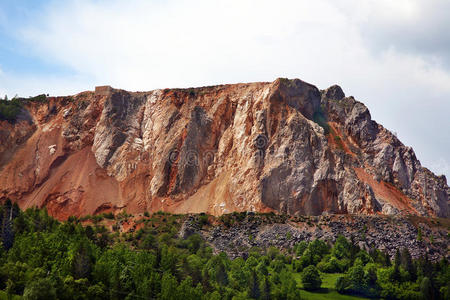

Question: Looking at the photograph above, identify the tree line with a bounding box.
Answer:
[0,201,448,299]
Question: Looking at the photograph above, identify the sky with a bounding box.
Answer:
[0,0,449,178]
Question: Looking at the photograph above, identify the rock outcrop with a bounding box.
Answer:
[0,78,448,219]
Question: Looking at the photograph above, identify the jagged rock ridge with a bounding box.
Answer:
[0,78,448,219]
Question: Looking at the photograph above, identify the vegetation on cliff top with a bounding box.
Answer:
[0,94,47,122]
[0,98,22,122]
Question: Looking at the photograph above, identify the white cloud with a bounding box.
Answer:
[2,0,449,178]
[357,0,450,67]
[16,0,370,90]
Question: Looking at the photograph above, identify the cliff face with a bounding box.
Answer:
[0,79,448,219]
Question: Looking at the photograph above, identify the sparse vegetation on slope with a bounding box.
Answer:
[0,98,22,122]
[0,94,47,122]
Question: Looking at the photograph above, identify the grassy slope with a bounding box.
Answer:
[293,272,368,300]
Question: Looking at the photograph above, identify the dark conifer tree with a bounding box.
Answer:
[392,249,402,282]
[401,248,416,281]
[248,269,260,299]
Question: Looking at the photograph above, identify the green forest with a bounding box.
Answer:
[0,200,448,300]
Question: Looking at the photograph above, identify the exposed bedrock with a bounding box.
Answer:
[0,78,448,219]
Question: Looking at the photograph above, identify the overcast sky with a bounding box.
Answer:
[0,0,449,178]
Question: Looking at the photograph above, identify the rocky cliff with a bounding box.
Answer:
[0,78,448,219]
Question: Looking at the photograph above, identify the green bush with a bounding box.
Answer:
[0,99,22,122]
[198,213,209,226]
[23,278,57,300]
[301,265,322,290]
[313,110,330,135]
[102,212,115,219]
[294,241,308,256]
[318,256,341,273]
[27,94,47,103]
[335,275,350,293]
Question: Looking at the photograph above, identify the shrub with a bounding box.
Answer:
[286,232,292,240]
[294,241,308,256]
[332,235,351,259]
[420,277,432,299]
[198,213,209,226]
[23,278,57,300]
[270,259,285,273]
[348,259,365,290]
[313,110,330,135]
[335,276,350,293]
[301,265,322,291]
[0,99,22,122]
[27,94,47,103]
[103,212,115,219]
[355,250,372,265]
[364,263,378,286]
[308,239,330,258]
[318,256,341,273]
[267,246,279,260]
